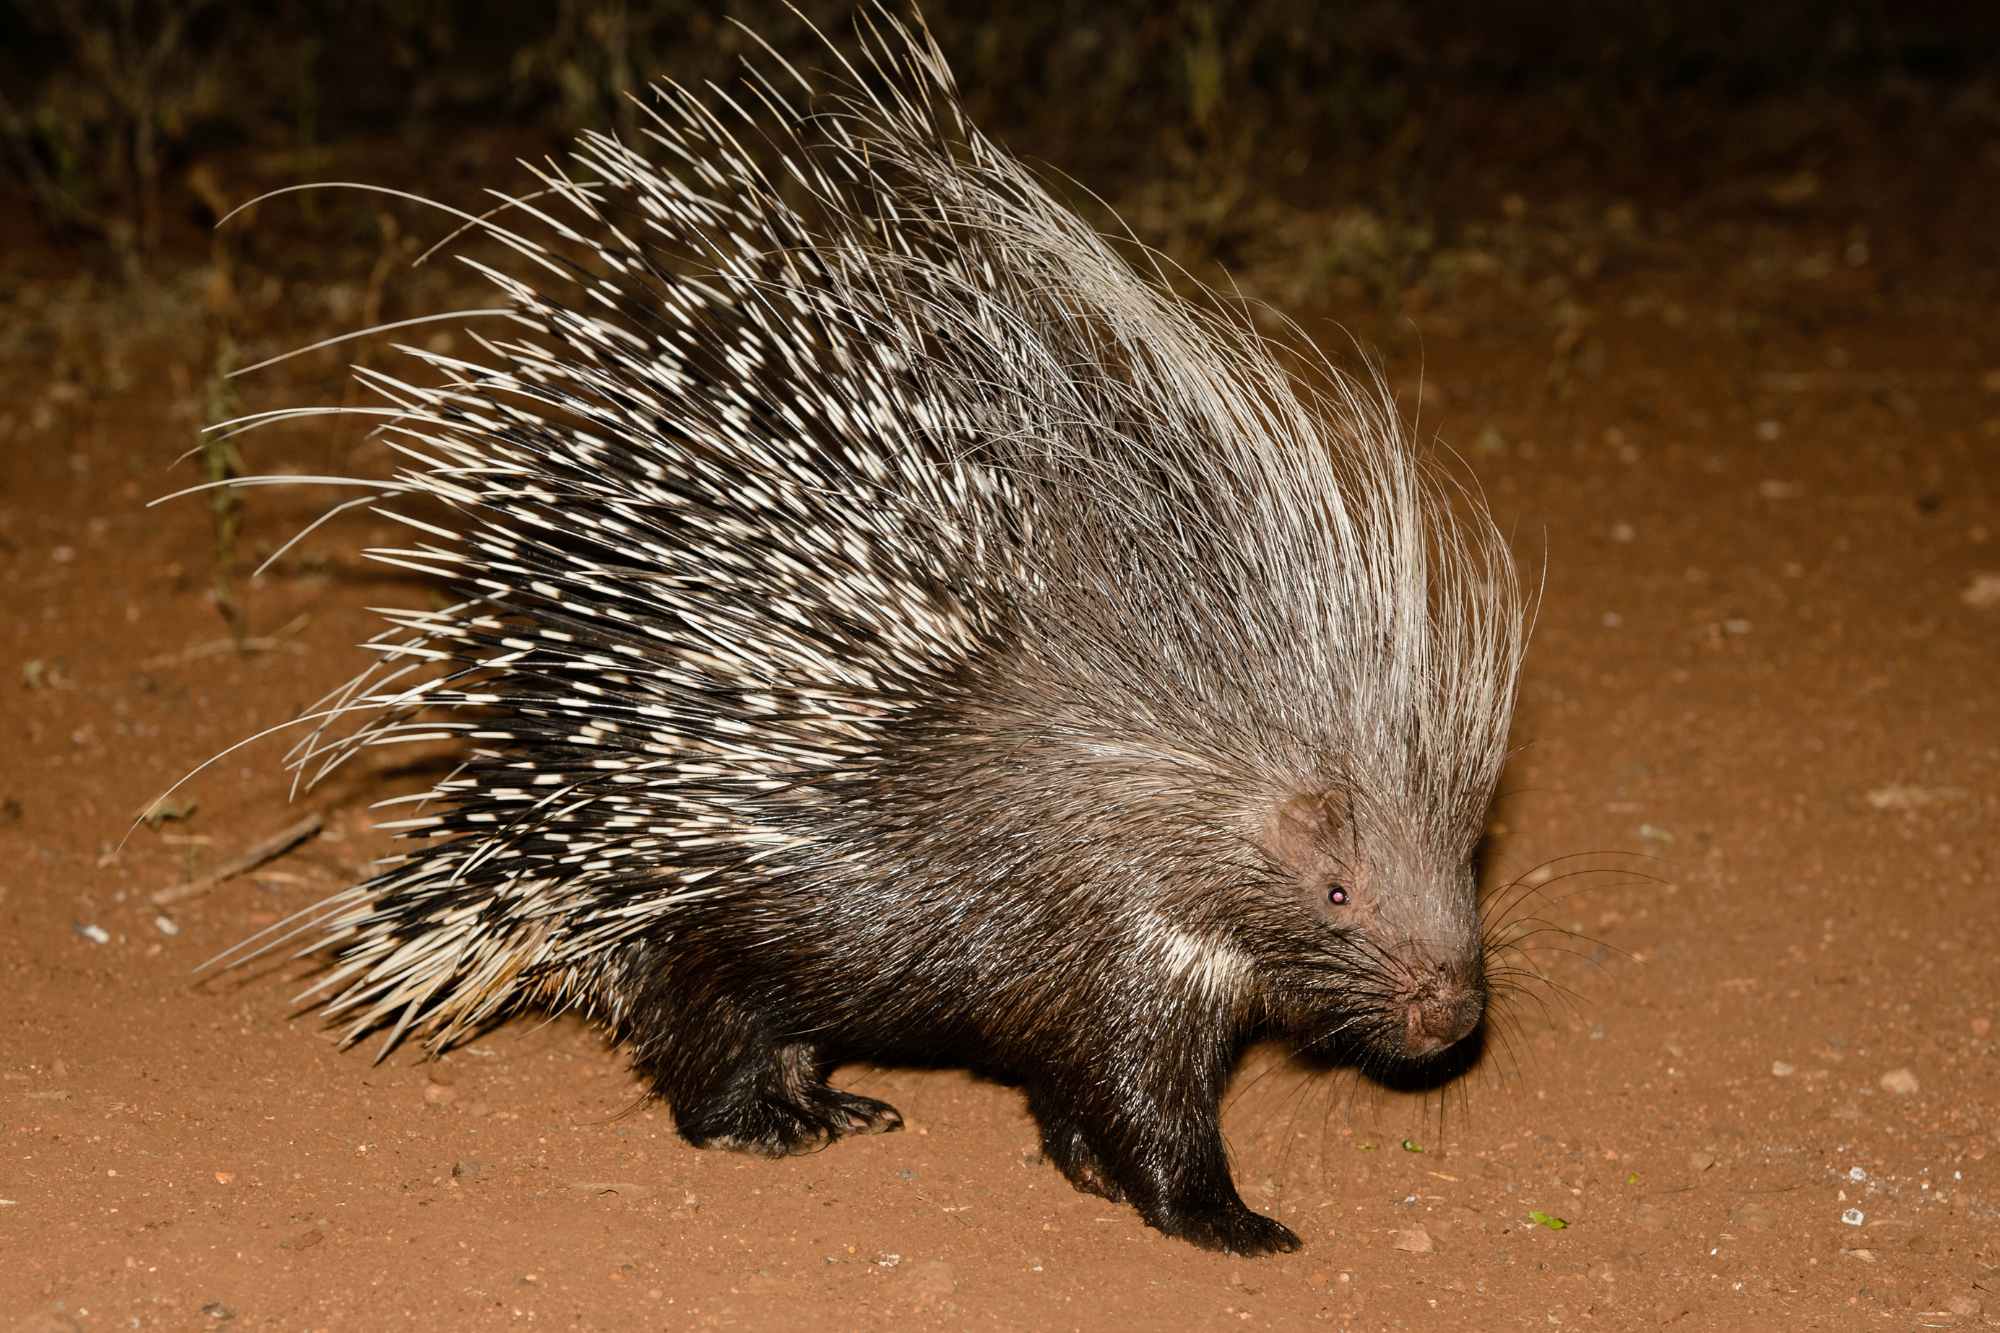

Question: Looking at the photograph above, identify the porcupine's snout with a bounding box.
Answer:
[1395,948,1487,1058]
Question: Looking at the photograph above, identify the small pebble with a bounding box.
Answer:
[154,916,179,936]
[891,1259,958,1307]
[1963,573,2000,609]
[1687,1151,1715,1172]
[1878,1068,1919,1095]
[1732,1203,1779,1232]
[1635,1203,1672,1232]
[1770,1061,1795,1077]
[1389,1226,1434,1254]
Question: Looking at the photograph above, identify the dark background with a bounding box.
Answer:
[4,1,1999,298]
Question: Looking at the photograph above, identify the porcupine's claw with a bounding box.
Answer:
[823,1090,905,1140]
[682,1090,903,1158]
[1165,1200,1304,1257]
[649,1021,906,1158]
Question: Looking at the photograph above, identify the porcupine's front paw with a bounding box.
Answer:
[1151,1198,1303,1256]
[1032,1085,1300,1255]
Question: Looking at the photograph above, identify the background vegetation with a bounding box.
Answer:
[3,0,1997,296]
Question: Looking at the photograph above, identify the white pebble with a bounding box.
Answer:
[1878,1067,1919,1095]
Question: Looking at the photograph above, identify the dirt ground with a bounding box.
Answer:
[3,120,1999,1333]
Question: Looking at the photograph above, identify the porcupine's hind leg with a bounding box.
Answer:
[627,990,902,1157]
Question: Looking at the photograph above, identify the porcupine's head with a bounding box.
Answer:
[1255,788,1489,1066]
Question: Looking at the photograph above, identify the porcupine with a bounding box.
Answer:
[216,13,1525,1255]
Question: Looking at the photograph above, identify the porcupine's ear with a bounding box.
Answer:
[1267,793,1367,914]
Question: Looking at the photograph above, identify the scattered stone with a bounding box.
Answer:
[1942,1295,1982,1317]
[891,1259,957,1308]
[9,1306,81,1333]
[1731,1203,1779,1232]
[452,1160,479,1178]
[1878,1068,1919,1095]
[1686,1151,1715,1172]
[1389,1226,1435,1253]
[1770,1061,1795,1077]
[213,1172,235,1185]
[422,1084,457,1105]
[1634,1203,1672,1232]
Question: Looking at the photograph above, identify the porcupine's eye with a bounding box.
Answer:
[1326,885,1349,906]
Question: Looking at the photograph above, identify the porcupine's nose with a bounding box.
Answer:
[1399,962,1486,1057]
